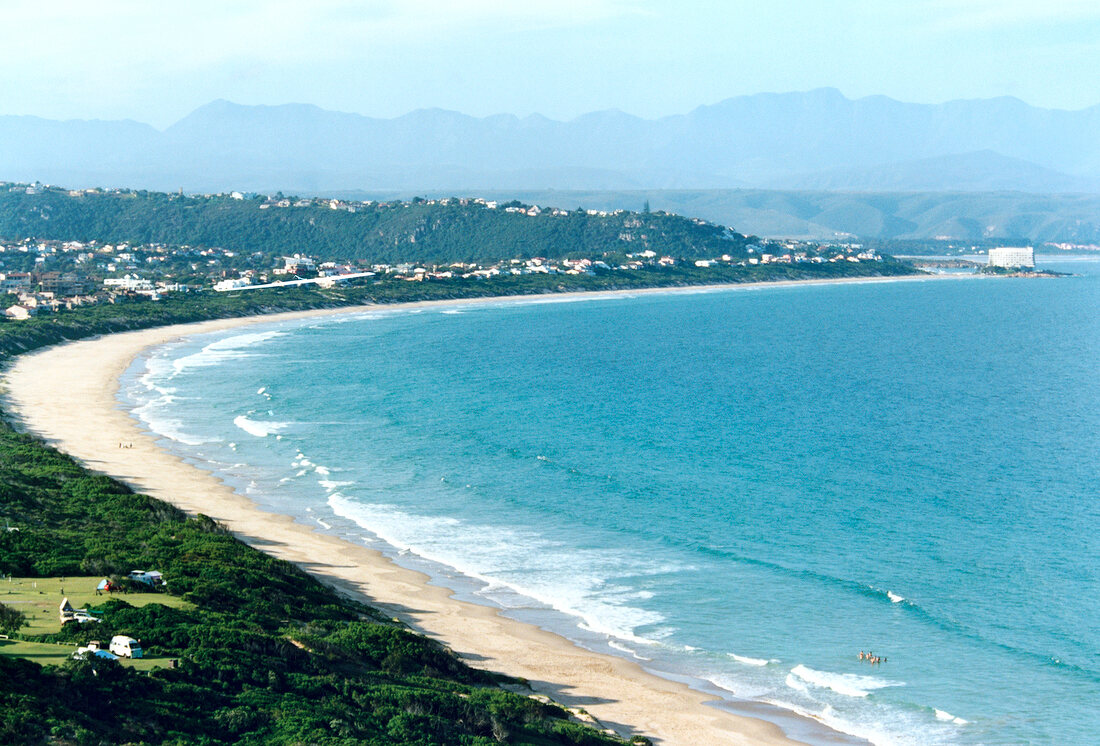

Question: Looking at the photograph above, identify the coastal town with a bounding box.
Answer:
[0,185,900,320]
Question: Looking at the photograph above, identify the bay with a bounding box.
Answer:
[124,264,1100,745]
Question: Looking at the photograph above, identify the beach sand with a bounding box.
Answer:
[1,278,955,744]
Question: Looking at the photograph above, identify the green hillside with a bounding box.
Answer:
[0,185,752,265]
[403,188,1100,245]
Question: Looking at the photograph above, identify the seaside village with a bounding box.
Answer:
[2,568,171,667]
[0,186,1058,319]
[0,187,899,319]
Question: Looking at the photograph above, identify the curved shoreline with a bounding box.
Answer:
[3,278,971,744]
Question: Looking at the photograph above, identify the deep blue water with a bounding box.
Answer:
[124,263,1099,745]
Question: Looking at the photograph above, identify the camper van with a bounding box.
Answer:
[108,635,143,659]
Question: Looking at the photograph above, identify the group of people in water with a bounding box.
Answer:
[858,651,887,665]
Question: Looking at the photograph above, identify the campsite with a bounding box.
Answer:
[0,575,188,670]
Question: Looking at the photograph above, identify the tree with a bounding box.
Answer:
[0,601,26,634]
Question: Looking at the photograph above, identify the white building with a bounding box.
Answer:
[4,305,36,320]
[213,278,252,291]
[277,254,316,275]
[104,274,154,291]
[988,246,1035,268]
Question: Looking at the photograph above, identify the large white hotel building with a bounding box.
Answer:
[988,246,1035,268]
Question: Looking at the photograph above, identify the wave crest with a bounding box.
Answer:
[789,664,902,698]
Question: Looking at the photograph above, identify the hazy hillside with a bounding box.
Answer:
[3,90,1100,195]
[368,189,1100,243]
[0,186,752,264]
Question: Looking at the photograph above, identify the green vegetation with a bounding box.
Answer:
[0,418,625,745]
[0,186,752,265]
[0,576,193,636]
[0,599,26,634]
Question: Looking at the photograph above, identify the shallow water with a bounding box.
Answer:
[124,264,1100,745]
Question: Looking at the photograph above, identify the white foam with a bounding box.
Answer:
[729,653,770,666]
[170,330,285,376]
[318,479,354,492]
[138,415,212,446]
[934,709,968,725]
[706,673,771,699]
[789,664,902,699]
[327,493,667,644]
[233,415,289,438]
[607,640,652,661]
[887,591,904,603]
[784,672,810,694]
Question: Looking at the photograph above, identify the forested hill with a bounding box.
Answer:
[0,185,751,264]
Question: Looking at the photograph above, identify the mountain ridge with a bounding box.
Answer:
[3,90,1100,241]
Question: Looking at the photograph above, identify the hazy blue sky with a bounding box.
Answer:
[4,0,1099,127]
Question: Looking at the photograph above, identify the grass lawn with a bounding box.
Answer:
[0,638,174,670]
[0,575,191,635]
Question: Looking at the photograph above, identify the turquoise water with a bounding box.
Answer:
[124,264,1100,745]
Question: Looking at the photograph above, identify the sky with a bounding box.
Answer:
[2,0,1099,128]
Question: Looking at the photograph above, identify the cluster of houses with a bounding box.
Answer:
[1,184,894,313]
[362,242,881,282]
[0,269,100,319]
[0,237,225,318]
[212,240,885,292]
[255,194,591,217]
[730,242,882,267]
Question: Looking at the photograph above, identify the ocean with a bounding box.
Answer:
[122,262,1099,745]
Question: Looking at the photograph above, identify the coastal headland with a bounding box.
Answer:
[3,276,973,745]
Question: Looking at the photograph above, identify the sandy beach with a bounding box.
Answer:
[1,277,963,744]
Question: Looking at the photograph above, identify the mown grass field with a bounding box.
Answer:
[1,575,191,635]
[0,638,175,670]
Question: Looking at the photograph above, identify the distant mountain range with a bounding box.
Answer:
[3,89,1100,239]
[4,89,1100,194]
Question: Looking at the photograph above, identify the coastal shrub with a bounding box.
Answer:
[0,600,26,633]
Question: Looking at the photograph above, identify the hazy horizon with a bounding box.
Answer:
[4,1,1100,128]
[9,86,1100,130]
